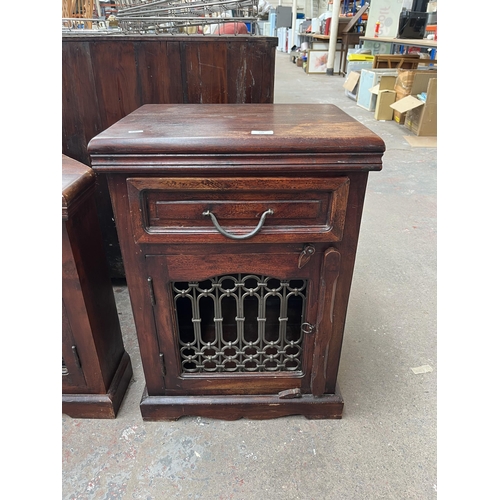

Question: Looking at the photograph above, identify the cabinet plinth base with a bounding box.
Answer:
[62,352,133,419]
[140,386,344,421]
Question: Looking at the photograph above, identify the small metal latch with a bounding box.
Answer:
[301,322,315,334]
[72,345,81,368]
[147,277,156,306]
[278,388,302,399]
[298,244,315,269]
[159,353,166,376]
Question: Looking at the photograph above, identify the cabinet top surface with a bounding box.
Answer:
[88,104,386,161]
[62,154,95,214]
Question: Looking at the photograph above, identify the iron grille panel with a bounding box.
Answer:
[172,274,307,374]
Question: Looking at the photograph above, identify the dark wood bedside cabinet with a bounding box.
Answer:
[62,154,133,418]
[88,104,385,421]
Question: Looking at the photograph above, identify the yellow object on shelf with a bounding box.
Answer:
[348,54,375,62]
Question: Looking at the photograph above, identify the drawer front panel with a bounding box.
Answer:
[127,177,349,244]
[150,196,324,224]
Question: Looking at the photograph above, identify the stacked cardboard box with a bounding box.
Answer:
[369,76,397,121]
[342,63,437,136]
[357,69,399,112]
[393,68,437,125]
[391,78,437,136]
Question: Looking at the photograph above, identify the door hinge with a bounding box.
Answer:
[159,353,166,376]
[147,277,156,306]
[71,345,81,368]
[278,388,302,399]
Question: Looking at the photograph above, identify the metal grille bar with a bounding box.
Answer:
[173,274,307,373]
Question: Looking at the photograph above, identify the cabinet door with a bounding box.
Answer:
[145,248,337,396]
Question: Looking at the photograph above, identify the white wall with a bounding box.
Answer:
[266,0,331,18]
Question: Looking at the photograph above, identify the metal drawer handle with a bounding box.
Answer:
[202,208,273,240]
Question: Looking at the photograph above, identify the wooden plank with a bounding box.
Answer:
[62,40,101,165]
[245,38,277,103]
[90,39,143,130]
[182,40,229,104]
[342,4,369,34]
[134,40,184,104]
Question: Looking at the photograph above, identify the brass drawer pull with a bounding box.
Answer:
[202,208,273,240]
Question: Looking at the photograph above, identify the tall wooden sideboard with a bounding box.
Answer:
[62,34,278,278]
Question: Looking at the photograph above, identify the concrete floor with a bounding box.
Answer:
[62,50,437,499]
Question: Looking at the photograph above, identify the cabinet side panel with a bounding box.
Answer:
[106,175,166,394]
[325,172,369,393]
[62,298,87,391]
[64,198,125,390]
[62,223,105,393]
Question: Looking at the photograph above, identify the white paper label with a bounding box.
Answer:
[251,130,274,135]
[410,365,433,374]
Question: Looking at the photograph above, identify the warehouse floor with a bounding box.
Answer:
[62,49,437,499]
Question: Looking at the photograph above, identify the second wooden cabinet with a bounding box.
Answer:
[62,154,133,418]
[89,103,385,420]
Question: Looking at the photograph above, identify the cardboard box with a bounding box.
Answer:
[394,68,437,96]
[343,71,361,100]
[357,69,398,112]
[393,68,437,124]
[375,90,397,121]
[390,78,437,136]
[369,79,397,120]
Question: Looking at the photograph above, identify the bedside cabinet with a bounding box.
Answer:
[88,104,385,420]
[62,154,133,418]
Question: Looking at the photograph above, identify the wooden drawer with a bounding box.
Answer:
[127,177,350,244]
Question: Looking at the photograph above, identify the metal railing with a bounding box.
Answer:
[63,0,261,35]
